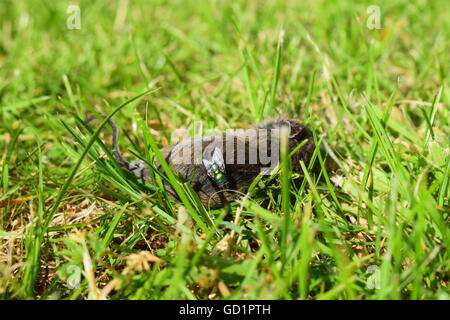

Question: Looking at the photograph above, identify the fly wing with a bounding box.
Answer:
[202,158,214,177]
[211,147,226,171]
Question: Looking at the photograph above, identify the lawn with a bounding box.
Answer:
[0,0,449,300]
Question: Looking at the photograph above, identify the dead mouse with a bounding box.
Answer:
[86,116,315,208]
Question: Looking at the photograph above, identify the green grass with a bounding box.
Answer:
[0,0,449,300]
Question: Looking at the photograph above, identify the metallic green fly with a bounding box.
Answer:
[202,147,230,189]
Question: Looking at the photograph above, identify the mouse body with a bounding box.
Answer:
[87,117,315,208]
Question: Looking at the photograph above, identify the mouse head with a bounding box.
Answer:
[258,119,315,173]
